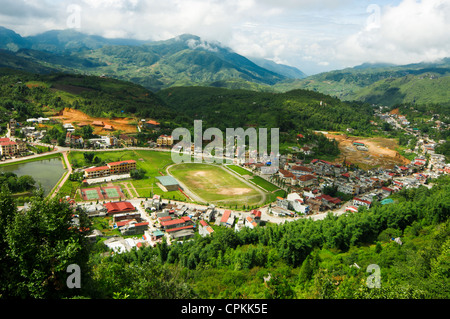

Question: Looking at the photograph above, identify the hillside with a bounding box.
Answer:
[0,69,176,125]
[76,34,288,90]
[351,74,450,106]
[156,86,375,133]
[275,59,450,106]
[0,28,304,91]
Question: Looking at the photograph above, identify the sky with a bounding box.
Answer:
[0,0,449,75]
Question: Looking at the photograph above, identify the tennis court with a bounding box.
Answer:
[84,189,101,200]
[80,186,125,201]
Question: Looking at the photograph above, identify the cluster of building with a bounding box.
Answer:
[247,152,435,217]
[78,190,265,254]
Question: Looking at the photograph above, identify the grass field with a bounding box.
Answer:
[168,163,264,207]
[227,165,280,192]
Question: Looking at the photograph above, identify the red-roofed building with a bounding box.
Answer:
[199,220,214,237]
[104,201,136,215]
[0,138,18,156]
[245,216,258,229]
[297,174,317,187]
[353,197,372,208]
[157,135,173,146]
[160,217,192,230]
[251,210,262,220]
[220,210,232,226]
[290,165,313,176]
[145,120,160,129]
[84,160,136,178]
[317,194,342,208]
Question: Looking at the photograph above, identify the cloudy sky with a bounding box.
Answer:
[1,0,449,74]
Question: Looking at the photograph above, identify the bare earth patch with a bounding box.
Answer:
[325,133,410,169]
[51,108,137,134]
[217,188,253,195]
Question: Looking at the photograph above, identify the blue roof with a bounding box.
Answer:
[381,198,394,205]
[156,175,179,186]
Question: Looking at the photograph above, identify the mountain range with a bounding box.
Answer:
[0,26,448,106]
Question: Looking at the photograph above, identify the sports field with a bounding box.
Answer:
[80,186,125,201]
[168,163,264,207]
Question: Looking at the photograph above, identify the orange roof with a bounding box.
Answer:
[0,141,17,146]
[221,210,231,223]
[85,165,109,172]
[146,120,160,125]
[108,160,136,166]
[104,201,135,214]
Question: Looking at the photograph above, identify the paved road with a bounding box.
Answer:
[50,151,72,198]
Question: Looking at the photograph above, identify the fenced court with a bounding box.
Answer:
[80,186,125,201]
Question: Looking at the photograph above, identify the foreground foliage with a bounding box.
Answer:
[1,176,449,299]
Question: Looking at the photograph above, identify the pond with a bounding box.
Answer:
[0,157,67,196]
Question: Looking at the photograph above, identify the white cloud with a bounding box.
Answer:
[0,0,448,74]
[336,0,450,66]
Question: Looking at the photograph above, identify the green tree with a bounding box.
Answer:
[3,195,92,298]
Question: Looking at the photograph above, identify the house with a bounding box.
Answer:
[278,169,294,179]
[251,210,262,223]
[269,206,292,217]
[0,138,18,157]
[381,187,394,196]
[92,121,104,127]
[103,124,114,131]
[219,210,235,227]
[157,135,173,146]
[318,194,342,208]
[297,174,317,187]
[83,203,107,217]
[167,227,195,240]
[199,220,214,237]
[290,165,313,177]
[145,119,160,129]
[276,197,289,210]
[119,134,137,147]
[120,221,149,236]
[104,201,136,215]
[245,216,258,229]
[65,132,84,146]
[160,216,192,230]
[291,200,310,214]
[353,197,372,208]
[113,212,141,223]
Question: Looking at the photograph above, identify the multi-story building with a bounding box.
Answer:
[0,138,19,157]
[157,135,173,147]
[108,160,137,175]
[84,160,137,179]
